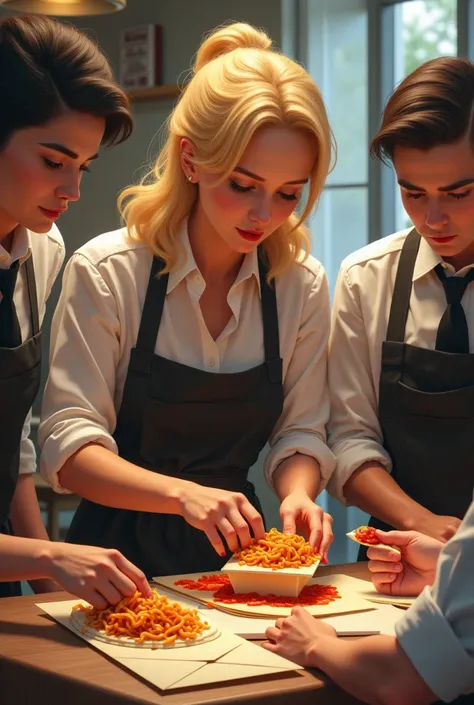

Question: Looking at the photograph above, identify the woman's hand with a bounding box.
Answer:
[46,543,152,609]
[176,482,265,555]
[279,488,333,561]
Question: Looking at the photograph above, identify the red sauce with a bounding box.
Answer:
[354,526,380,544]
[175,574,340,607]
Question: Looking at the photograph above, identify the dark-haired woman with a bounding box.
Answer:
[0,14,151,605]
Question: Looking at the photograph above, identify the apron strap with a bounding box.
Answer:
[258,250,281,372]
[24,254,40,336]
[386,228,421,343]
[135,249,281,369]
[135,256,167,352]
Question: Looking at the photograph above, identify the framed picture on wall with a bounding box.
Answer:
[120,24,163,90]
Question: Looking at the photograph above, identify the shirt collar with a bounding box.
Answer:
[412,230,474,280]
[0,226,32,270]
[167,220,262,296]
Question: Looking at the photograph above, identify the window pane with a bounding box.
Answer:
[387,0,457,234]
[394,0,457,80]
[307,0,368,185]
[310,186,368,293]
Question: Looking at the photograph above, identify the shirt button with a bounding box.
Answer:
[208,357,216,368]
[195,274,202,284]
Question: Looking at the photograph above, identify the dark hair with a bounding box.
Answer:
[0,14,133,149]
[371,57,474,164]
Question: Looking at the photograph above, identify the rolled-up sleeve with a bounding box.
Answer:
[326,266,391,503]
[395,501,474,702]
[19,410,36,475]
[38,254,120,493]
[264,264,335,492]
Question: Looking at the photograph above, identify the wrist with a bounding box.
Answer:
[399,507,432,532]
[306,634,336,669]
[35,540,62,580]
[167,478,194,515]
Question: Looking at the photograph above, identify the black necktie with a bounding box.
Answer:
[435,263,474,353]
[0,260,21,348]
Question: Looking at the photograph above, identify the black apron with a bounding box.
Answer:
[67,250,284,577]
[0,256,42,597]
[361,229,474,554]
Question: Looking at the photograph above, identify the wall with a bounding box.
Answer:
[0,0,285,530]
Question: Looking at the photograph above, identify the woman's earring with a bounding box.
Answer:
[187,175,193,183]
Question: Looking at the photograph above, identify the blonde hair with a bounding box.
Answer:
[119,22,334,280]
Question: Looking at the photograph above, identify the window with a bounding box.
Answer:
[302,0,369,293]
[391,0,458,230]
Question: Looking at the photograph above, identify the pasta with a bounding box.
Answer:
[72,589,210,645]
[234,528,320,570]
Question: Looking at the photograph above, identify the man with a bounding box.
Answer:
[327,56,474,546]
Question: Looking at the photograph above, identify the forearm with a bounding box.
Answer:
[0,534,59,582]
[58,443,191,515]
[272,453,321,501]
[10,474,50,541]
[344,463,430,530]
[309,635,436,705]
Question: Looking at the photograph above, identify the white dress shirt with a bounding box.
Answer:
[327,228,474,503]
[396,497,474,701]
[0,224,65,475]
[39,222,335,494]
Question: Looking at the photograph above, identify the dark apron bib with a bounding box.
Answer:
[67,249,284,577]
[0,256,42,597]
[359,229,474,558]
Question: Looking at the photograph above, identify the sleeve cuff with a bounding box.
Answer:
[40,427,118,494]
[19,437,37,475]
[326,439,392,504]
[264,432,335,492]
[396,587,474,702]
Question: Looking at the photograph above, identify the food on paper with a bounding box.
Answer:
[71,589,218,648]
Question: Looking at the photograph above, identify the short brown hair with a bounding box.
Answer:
[0,14,133,149]
[370,57,474,163]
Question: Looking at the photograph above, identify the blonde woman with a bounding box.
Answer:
[39,23,336,578]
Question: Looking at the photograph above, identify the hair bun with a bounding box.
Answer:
[193,22,272,73]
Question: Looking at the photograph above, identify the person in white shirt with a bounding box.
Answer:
[327,56,474,552]
[39,22,336,578]
[0,14,151,606]
[263,502,474,705]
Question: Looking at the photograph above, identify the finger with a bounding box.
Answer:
[275,618,285,630]
[280,508,297,536]
[262,640,279,653]
[238,498,265,540]
[374,529,413,547]
[217,517,240,554]
[368,560,402,574]
[306,507,323,553]
[318,513,334,557]
[442,525,457,541]
[113,551,152,597]
[92,580,123,607]
[225,508,252,549]
[372,573,398,593]
[204,525,227,557]
[366,546,401,562]
[265,626,281,642]
[83,588,108,610]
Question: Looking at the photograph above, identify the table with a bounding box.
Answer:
[0,563,370,705]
